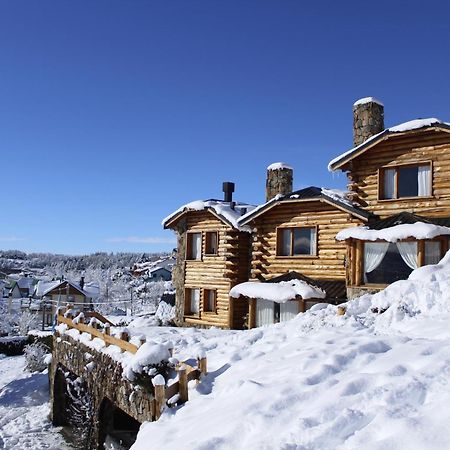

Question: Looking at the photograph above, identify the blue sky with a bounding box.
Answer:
[1,0,450,254]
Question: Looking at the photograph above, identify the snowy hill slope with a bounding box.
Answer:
[130,253,450,450]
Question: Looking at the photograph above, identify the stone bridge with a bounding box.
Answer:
[49,314,206,450]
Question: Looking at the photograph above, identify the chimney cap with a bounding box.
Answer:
[353,97,384,108]
[267,162,293,171]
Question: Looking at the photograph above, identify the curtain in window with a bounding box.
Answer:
[396,241,418,270]
[190,289,200,314]
[364,242,390,277]
[384,168,395,199]
[310,228,317,255]
[192,233,202,260]
[424,241,441,265]
[280,301,299,322]
[256,298,274,327]
[418,165,431,196]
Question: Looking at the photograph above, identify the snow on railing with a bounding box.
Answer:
[56,305,207,418]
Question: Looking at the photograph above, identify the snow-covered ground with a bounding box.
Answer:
[0,355,73,449]
[128,253,450,450]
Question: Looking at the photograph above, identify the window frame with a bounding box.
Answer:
[184,287,201,316]
[378,161,433,201]
[359,236,447,287]
[203,288,217,314]
[276,226,318,258]
[204,231,219,256]
[185,232,203,261]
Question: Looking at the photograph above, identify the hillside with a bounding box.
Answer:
[128,252,450,450]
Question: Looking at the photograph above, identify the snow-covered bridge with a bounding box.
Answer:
[50,311,206,449]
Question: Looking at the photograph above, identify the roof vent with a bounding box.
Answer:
[223,182,235,203]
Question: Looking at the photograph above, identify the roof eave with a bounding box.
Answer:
[330,124,450,172]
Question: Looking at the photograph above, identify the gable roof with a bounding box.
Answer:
[328,118,450,172]
[238,186,372,226]
[162,199,256,232]
[34,279,96,298]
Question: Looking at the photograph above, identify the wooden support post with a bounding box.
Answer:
[248,298,256,329]
[355,240,363,286]
[103,324,110,347]
[154,384,166,420]
[198,357,207,376]
[178,367,188,404]
[119,331,130,353]
[418,240,425,267]
[299,299,306,313]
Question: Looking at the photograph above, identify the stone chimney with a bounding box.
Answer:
[266,162,293,201]
[353,97,384,147]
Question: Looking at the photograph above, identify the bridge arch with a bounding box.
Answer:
[98,397,141,450]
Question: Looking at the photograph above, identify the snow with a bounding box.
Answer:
[129,251,450,450]
[267,162,293,171]
[0,356,72,449]
[122,341,172,381]
[152,374,165,386]
[321,187,355,207]
[388,117,443,132]
[328,117,446,171]
[336,221,450,242]
[230,279,326,302]
[162,200,256,232]
[353,96,384,107]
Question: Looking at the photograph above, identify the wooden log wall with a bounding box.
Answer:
[343,130,450,217]
[250,202,364,281]
[182,211,251,329]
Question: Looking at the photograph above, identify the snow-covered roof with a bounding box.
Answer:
[328,118,450,171]
[267,162,293,171]
[230,279,326,303]
[34,279,100,299]
[353,97,384,107]
[162,200,256,232]
[336,222,450,242]
[238,186,371,225]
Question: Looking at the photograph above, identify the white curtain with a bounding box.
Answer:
[418,165,431,196]
[256,298,274,327]
[192,233,202,260]
[424,241,441,265]
[364,242,389,275]
[396,241,418,269]
[190,289,200,314]
[310,228,317,255]
[384,168,395,199]
[280,301,299,322]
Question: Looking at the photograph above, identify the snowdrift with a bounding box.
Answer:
[130,252,450,450]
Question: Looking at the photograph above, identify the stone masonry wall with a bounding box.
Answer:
[50,333,154,450]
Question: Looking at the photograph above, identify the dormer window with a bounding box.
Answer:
[380,163,431,200]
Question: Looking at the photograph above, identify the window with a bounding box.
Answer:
[380,164,431,199]
[424,241,441,265]
[185,288,200,315]
[205,232,218,255]
[203,289,217,313]
[363,239,443,285]
[186,232,202,260]
[277,227,317,256]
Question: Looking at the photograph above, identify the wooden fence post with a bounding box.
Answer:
[178,367,188,404]
[152,374,166,420]
[198,357,207,376]
[103,323,110,347]
[119,330,130,353]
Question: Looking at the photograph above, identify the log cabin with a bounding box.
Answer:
[328,97,450,298]
[162,182,255,329]
[231,164,372,327]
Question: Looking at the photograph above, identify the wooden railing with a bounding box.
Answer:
[56,309,207,419]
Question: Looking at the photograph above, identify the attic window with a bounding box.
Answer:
[380,163,431,200]
[205,232,218,255]
[277,227,317,257]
